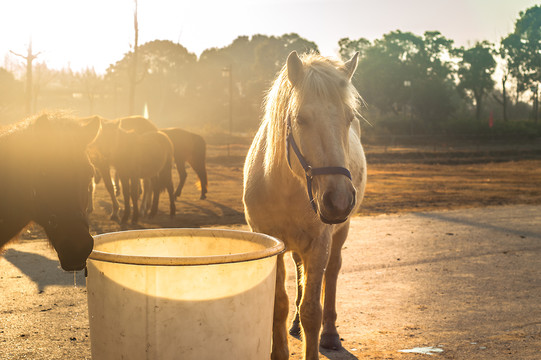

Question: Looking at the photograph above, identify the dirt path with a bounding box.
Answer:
[1,205,540,359]
[2,155,541,359]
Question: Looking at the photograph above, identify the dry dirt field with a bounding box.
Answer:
[1,144,541,359]
[81,144,541,235]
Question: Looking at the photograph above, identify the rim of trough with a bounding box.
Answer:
[89,228,285,266]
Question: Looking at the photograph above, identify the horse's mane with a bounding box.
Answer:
[0,111,77,141]
[262,52,362,169]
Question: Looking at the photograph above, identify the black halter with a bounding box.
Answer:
[285,116,353,220]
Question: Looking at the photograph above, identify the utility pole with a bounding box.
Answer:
[10,39,40,115]
[128,0,139,115]
[222,65,233,157]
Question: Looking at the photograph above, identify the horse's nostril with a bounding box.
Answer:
[323,189,356,214]
[323,191,335,210]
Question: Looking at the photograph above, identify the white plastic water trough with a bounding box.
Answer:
[86,228,284,360]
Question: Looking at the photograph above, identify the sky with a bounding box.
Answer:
[0,0,538,75]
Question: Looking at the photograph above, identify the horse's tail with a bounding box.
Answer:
[157,132,175,193]
[192,134,208,195]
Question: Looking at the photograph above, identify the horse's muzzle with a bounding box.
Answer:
[318,187,356,224]
[51,232,94,272]
[60,259,88,272]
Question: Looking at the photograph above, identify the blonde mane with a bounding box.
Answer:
[261,53,362,170]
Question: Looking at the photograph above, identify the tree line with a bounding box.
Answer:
[1,5,539,141]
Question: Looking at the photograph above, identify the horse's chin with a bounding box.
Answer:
[318,213,349,225]
[59,260,87,272]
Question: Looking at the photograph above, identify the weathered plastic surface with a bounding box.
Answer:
[86,228,284,360]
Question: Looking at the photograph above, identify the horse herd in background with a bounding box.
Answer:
[0,111,208,259]
[84,114,208,225]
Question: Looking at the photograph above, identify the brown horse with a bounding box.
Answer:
[86,115,167,222]
[112,127,176,224]
[0,112,101,271]
[86,116,119,218]
[160,127,208,200]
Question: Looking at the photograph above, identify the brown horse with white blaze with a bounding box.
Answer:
[243,52,366,359]
[0,112,101,271]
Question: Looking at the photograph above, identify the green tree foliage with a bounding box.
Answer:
[2,5,539,135]
[514,6,541,89]
[509,5,541,122]
[185,33,318,129]
[457,41,496,121]
[338,37,371,61]
[342,30,458,129]
[105,40,197,125]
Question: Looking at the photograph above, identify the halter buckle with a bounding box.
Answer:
[305,165,313,179]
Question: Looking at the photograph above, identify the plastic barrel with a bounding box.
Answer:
[86,228,284,360]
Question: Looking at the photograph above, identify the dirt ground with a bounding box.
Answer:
[1,146,541,359]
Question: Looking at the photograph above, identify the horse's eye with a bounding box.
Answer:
[296,116,308,126]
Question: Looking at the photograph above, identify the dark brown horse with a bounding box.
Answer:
[161,128,208,200]
[0,112,101,271]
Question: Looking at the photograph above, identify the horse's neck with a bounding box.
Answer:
[263,120,302,190]
[0,135,34,246]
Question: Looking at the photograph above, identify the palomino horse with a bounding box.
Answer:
[0,112,101,271]
[161,127,208,200]
[243,51,366,360]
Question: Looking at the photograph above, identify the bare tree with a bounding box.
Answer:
[10,39,40,115]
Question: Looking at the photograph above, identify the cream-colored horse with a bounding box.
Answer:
[243,51,366,360]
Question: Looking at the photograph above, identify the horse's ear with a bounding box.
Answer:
[80,116,101,145]
[34,114,50,129]
[341,52,359,80]
[287,51,304,88]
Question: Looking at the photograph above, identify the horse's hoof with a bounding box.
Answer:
[288,321,301,338]
[199,194,207,200]
[320,333,342,350]
[110,214,119,222]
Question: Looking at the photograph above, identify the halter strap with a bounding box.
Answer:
[285,116,352,219]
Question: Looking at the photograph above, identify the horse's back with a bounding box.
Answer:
[138,131,173,177]
[161,127,206,162]
[118,116,158,133]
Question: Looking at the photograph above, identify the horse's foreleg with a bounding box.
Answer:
[130,178,140,224]
[165,174,176,217]
[86,178,95,215]
[140,178,151,217]
[190,160,208,200]
[289,252,303,338]
[114,170,121,196]
[149,177,160,218]
[320,224,349,350]
[120,176,131,224]
[271,253,289,360]
[300,246,328,360]
[174,161,187,199]
[101,167,120,221]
